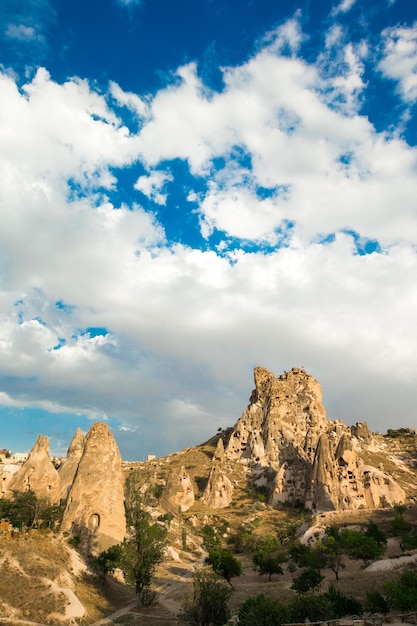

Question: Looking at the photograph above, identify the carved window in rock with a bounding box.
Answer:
[89,513,100,529]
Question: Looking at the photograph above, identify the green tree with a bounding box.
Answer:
[339,528,384,565]
[181,567,231,626]
[291,567,324,594]
[290,541,326,570]
[227,524,255,554]
[0,491,37,528]
[239,594,289,626]
[91,544,122,585]
[205,547,242,589]
[119,507,167,604]
[315,531,345,580]
[326,584,363,616]
[365,522,387,546]
[289,593,334,622]
[202,525,221,551]
[384,570,417,611]
[390,516,411,536]
[252,536,285,581]
[366,590,389,615]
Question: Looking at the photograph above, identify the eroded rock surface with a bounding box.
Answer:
[159,466,195,514]
[201,466,233,509]
[7,435,61,503]
[60,422,126,554]
[58,428,85,501]
[227,367,405,512]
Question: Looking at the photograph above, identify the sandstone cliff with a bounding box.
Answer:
[227,367,405,512]
[60,422,126,554]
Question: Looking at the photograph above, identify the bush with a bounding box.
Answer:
[326,584,363,617]
[390,516,411,536]
[384,569,417,611]
[181,567,231,626]
[366,590,389,615]
[289,593,335,622]
[205,547,242,588]
[291,567,324,594]
[239,594,289,626]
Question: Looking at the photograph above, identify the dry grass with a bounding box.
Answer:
[0,531,135,625]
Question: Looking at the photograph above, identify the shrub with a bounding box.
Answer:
[366,590,389,615]
[238,594,289,626]
[291,567,324,594]
[205,548,242,588]
[181,567,231,626]
[289,593,335,622]
[326,584,363,617]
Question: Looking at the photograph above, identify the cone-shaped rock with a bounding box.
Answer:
[159,466,195,514]
[213,437,225,462]
[60,422,126,555]
[58,428,85,500]
[201,466,233,509]
[307,434,336,512]
[7,434,60,503]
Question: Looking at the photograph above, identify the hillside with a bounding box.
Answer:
[2,367,417,624]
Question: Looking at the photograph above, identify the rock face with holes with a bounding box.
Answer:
[159,466,195,514]
[6,435,61,503]
[226,366,405,512]
[58,428,85,501]
[60,422,126,554]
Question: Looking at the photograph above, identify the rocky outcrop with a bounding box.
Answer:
[6,435,61,503]
[228,367,405,512]
[213,437,225,462]
[58,428,85,501]
[201,466,233,509]
[60,422,126,555]
[227,367,328,466]
[159,466,195,514]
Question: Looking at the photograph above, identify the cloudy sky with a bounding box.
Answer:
[1,0,416,461]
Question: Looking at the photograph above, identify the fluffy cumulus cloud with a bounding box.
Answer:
[1,13,417,458]
[379,23,417,102]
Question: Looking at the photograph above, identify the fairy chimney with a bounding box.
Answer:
[7,435,60,503]
[60,422,126,554]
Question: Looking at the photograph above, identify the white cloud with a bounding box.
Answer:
[379,23,417,103]
[134,170,173,205]
[2,17,417,458]
[5,24,38,41]
[332,0,357,15]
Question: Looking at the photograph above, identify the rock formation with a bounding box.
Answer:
[201,466,233,509]
[6,435,61,503]
[159,466,195,514]
[228,366,405,512]
[213,437,225,462]
[58,428,85,501]
[60,422,126,554]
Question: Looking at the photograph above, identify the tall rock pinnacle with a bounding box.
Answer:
[60,422,126,554]
[7,434,60,503]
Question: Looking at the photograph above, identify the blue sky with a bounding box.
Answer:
[1,0,417,461]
